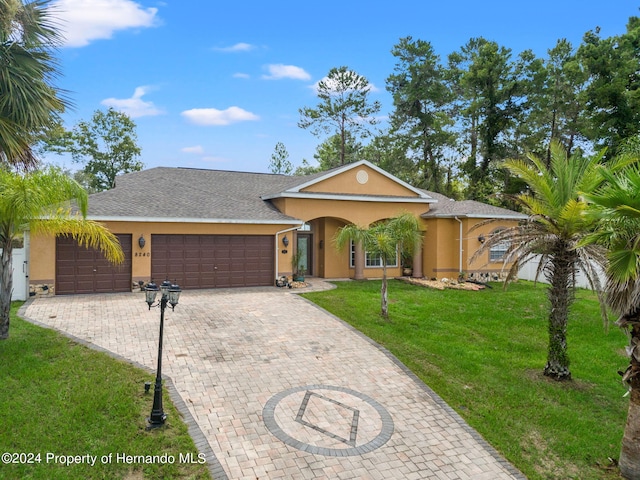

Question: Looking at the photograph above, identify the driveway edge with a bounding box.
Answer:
[17,299,227,480]
[296,294,528,480]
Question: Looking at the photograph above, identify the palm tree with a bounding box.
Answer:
[0,167,124,339]
[473,141,637,380]
[0,0,69,168]
[582,165,640,479]
[335,212,422,319]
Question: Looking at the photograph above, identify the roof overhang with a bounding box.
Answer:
[422,213,529,220]
[261,191,436,203]
[88,216,304,225]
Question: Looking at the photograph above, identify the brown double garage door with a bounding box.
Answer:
[56,234,275,294]
[151,234,274,289]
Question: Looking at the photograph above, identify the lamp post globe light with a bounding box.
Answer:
[145,278,181,429]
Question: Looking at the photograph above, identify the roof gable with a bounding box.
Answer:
[261,160,435,204]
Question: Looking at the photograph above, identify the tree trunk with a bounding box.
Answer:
[547,108,557,168]
[0,240,14,340]
[544,243,574,380]
[381,264,388,319]
[620,323,640,479]
[340,114,346,166]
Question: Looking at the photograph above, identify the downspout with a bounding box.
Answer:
[454,217,463,274]
[275,225,303,282]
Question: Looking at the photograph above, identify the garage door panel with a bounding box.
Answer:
[76,250,96,261]
[76,265,99,276]
[214,249,231,259]
[56,265,76,276]
[151,234,273,289]
[168,260,186,270]
[56,234,132,295]
[185,236,200,245]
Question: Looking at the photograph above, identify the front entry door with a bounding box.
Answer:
[297,234,312,276]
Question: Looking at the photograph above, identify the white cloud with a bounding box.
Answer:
[262,64,311,81]
[51,0,159,47]
[181,145,204,154]
[213,42,255,53]
[181,107,260,126]
[233,72,250,79]
[101,86,164,118]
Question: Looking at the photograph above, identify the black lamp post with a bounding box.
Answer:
[145,279,181,429]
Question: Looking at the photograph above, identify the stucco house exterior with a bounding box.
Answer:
[28,160,527,295]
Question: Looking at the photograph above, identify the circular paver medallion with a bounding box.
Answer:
[263,385,394,456]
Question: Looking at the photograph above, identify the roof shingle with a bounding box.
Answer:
[88,167,303,223]
[420,189,527,219]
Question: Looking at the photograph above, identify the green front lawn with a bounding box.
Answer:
[0,303,211,480]
[303,280,628,480]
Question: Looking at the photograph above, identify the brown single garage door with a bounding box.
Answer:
[151,234,274,289]
[56,234,132,295]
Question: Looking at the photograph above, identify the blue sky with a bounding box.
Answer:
[46,0,639,174]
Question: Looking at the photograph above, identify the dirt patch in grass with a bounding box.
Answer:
[522,430,584,479]
[524,368,595,391]
[123,470,145,480]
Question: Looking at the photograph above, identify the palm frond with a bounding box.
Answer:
[0,0,70,167]
[31,216,124,264]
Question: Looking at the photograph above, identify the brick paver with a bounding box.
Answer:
[22,281,526,480]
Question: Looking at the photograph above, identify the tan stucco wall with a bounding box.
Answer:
[30,220,296,289]
[465,219,520,274]
[300,217,408,280]
[30,214,521,289]
[322,217,351,278]
[277,164,430,280]
[272,197,430,227]
[422,218,458,278]
[30,233,56,284]
[301,164,420,197]
[422,217,520,279]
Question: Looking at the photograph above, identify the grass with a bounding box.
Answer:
[302,279,629,480]
[0,302,211,480]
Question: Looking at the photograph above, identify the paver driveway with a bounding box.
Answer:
[23,283,525,480]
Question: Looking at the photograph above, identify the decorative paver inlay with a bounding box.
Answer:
[263,384,394,456]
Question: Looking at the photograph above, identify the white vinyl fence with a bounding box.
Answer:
[0,234,29,301]
[10,247,28,300]
[518,255,606,290]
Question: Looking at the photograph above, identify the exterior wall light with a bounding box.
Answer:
[138,235,146,249]
[282,235,289,247]
[478,234,486,244]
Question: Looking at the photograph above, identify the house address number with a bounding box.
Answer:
[135,252,151,257]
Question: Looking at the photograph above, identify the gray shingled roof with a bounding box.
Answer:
[420,189,527,219]
[86,166,526,222]
[87,167,304,223]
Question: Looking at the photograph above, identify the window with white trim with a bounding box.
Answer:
[489,229,509,262]
[350,241,398,268]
